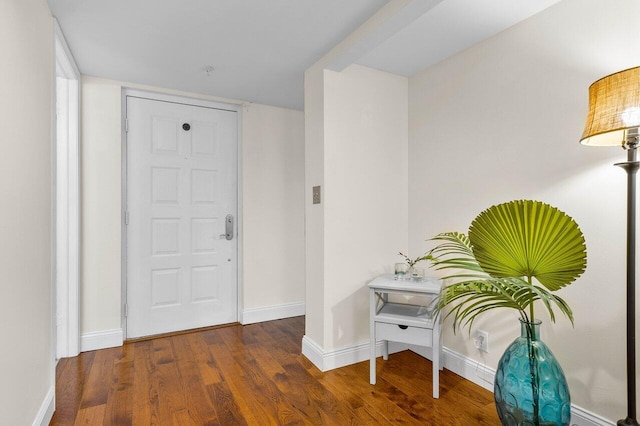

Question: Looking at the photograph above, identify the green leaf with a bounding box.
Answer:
[433,277,574,333]
[426,232,489,279]
[468,200,587,291]
[426,200,585,331]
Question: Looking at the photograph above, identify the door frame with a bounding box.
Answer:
[53,19,81,359]
[121,89,244,338]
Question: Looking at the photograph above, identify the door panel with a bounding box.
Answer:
[126,96,237,338]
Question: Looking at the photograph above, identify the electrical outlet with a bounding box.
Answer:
[475,330,489,353]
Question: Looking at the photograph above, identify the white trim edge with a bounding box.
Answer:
[441,347,494,392]
[301,335,408,372]
[80,329,124,352]
[32,385,54,426]
[569,405,615,426]
[53,19,80,77]
[242,302,305,325]
[53,17,81,360]
[301,335,324,370]
[301,339,613,425]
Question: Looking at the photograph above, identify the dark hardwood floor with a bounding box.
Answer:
[50,316,500,425]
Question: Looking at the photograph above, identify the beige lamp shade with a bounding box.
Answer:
[580,66,640,146]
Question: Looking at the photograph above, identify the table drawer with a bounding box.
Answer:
[375,321,433,347]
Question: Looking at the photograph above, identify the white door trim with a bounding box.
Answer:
[121,88,244,338]
[53,18,81,359]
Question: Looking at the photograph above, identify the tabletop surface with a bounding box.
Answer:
[368,273,443,294]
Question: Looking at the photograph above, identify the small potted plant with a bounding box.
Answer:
[397,251,429,279]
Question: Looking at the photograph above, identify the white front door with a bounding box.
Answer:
[126,95,238,339]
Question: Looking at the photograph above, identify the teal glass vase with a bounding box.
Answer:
[494,320,571,426]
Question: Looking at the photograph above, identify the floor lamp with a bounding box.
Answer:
[580,66,640,426]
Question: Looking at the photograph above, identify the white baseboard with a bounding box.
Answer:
[301,335,408,372]
[569,405,615,426]
[301,338,613,426]
[301,335,325,370]
[80,328,123,352]
[441,347,495,392]
[80,305,306,351]
[32,385,54,426]
[241,301,305,325]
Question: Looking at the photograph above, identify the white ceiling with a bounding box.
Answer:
[48,0,560,110]
[357,0,561,77]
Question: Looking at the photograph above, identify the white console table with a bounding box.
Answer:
[368,273,443,398]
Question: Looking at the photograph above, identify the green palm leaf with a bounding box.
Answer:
[468,200,587,291]
[426,200,585,329]
[427,232,490,279]
[434,277,574,333]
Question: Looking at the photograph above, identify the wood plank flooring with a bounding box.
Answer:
[51,316,500,425]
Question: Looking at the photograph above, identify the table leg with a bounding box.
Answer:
[381,294,389,361]
[370,288,376,385]
[432,321,441,398]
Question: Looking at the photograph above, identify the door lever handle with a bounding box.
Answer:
[220,214,233,240]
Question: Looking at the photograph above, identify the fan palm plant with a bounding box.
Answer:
[427,200,587,426]
[428,200,586,329]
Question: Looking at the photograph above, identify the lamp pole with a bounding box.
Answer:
[580,67,640,425]
[616,132,640,426]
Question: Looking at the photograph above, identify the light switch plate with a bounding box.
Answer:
[312,186,321,204]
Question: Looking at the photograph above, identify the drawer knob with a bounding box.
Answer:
[398,325,408,330]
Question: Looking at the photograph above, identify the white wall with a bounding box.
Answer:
[408,0,640,421]
[304,64,408,353]
[81,76,305,340]
[81,78,122,334]
[323,65,408,349]
[0,0,54,424]
[241,103,305,312]
[304,66,326,345]
[303,0,418,352]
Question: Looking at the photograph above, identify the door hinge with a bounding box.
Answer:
[125,211,129,225]
[125,118,129,133]
[124,304,128,317]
